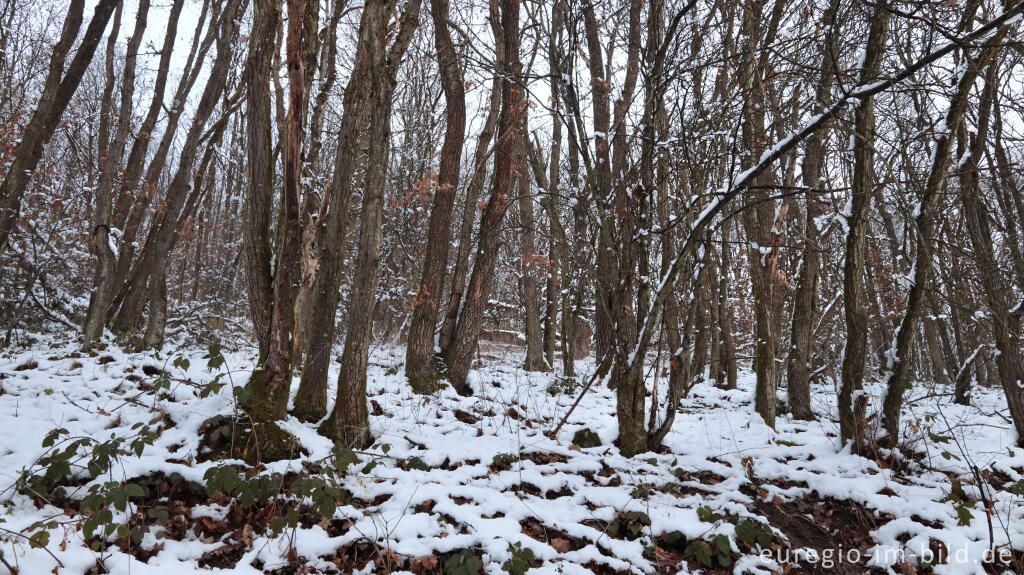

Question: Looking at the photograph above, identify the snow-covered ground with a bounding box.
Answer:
[0,335,1022,574]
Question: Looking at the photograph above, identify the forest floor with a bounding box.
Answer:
[0,334,1022,575]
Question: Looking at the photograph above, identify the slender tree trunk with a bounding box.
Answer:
[954,55,1024,445]
[321,0,419,445]
[292,3,378,422]
[719,223,738,390]
[839,0,890,449]
[291,0,345,363]
[881,26,1004,445]
[242,0,279,361]
[405,0,466,392]
[438,6,504,355]
[84,0,150,347]
[445,0,523,394]
[785,0,839,420]
[518,114,545,372]
[737,0,782,429]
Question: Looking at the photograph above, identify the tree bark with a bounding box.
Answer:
[518,113,545,372]
[785,0,839,421]
[405,0,467,393]
[881,23,1005,446]
[839,0,890,449]
[242,0,279,361]
[291,2,379,422]
[445,0,523,394]
[438,4,504,355]
[321,0,419,445]
[83,0,150,347]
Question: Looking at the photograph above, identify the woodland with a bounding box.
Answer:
[1,0,1024,573]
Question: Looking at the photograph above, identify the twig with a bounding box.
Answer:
[0,526,64,568]
[547,355,612,440]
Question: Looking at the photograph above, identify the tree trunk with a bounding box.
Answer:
[242,0,279,361]
[839,0,890,449]
[84,0,150,347]
[955,57,1024,445]
[737,0,782,429]
[405,0,466,393]
[445,0,522,394]
[518,114,545,372]
[321,0,419,445]
[881,26,1004,446]
[438,5,504,355]
[292,3,379,422]
[785,0,839,421]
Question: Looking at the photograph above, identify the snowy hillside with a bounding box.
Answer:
[1,336,1021,574]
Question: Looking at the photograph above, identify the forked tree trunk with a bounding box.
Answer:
[881,24,1005,446]
[445,0,523,394]
[84,0,150,346]
[953,57,1024,445]
[291,0,346,363]
[291,4,378,422]
[406,0,466,393]
[438,63,502,354]
[321,0,419,446]
[237,0,308,465]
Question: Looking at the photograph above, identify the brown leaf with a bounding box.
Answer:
[551,538,571,553]
[411,554,439,574]
[654,546,683,565]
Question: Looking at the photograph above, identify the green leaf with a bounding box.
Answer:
[735,519,771,547]
[42,427,69,448]
[684,540,713,567]
[28,531,49,549]
[332,446,359,472]
[697,505,723,523]
[147,506,170,521]
[501,542,534,575]
[123,483,148,498]
[444,548,483,575]
[955,503,974,526]
[1009,480,1024,497]
[408,457,431,471]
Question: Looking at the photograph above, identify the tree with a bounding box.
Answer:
[405,0,467,393]
[0,0,119,252]
[319,0,420,446]
[839,0,891,450]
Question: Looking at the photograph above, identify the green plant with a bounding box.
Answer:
[607,511,651,540]
[546,377,578,396]
[684,534,733,568]
[697,505,723,523]
[491,453,520,471]
[734,518,772,548]
[445,548,483,575]
[13,417,163,551]
[501,541,534,575]
[572,428,601,448]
